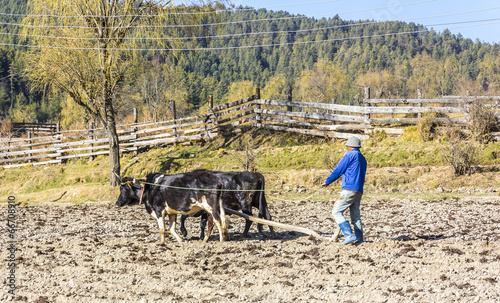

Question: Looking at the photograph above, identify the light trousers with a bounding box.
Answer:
[332,189,363,231]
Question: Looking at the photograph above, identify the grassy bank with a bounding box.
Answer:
[1,127,499,204]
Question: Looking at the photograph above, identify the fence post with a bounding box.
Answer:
[284,88,293,127]
[89,121,94,162]
[171,100,177,146]
[287,87,293,112]
[28,131,32,163]
[417,89,422,119]
[331,98,336,123]
[208,95,215,135]
[132,108,138,156]
[464,91,471,121]
[364,87,371,135]
[255,88,261,126]
[56,129,64,165]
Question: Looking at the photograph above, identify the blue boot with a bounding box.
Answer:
[354,226,363,243]
[339,221,357,245]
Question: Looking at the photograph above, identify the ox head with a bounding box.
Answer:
[115,174,144,207]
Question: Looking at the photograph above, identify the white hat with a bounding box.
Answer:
[346,136,361,148]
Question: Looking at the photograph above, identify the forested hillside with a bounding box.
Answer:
[1,1,499,128]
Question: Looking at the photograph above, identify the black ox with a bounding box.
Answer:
[180,170,274,240]
[115,171,228,243]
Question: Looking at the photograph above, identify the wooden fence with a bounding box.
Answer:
[11,122,59,136]
[1,90,499,168]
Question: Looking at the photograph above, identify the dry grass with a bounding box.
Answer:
[1,128,499,204]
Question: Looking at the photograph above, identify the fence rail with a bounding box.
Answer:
[1,91,499,168]
[11,122,59,135]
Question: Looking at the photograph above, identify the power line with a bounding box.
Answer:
[2,0,435,30]
[2,8,500,43]
[0,1,341,18]
[1,20,499,52]
[0,1,345,19]
[0,73,17,81]
[0,4,235,18]
[253,0,340,9]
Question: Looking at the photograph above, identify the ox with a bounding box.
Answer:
[180,170,274,239]
[115,171,228,243]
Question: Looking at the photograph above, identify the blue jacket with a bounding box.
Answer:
[325,149,367,193]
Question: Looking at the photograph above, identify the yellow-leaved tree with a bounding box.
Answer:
[22,0,222,185]
[225,81,255,103]
[355,70,399,99]
[262,74,289,100]
[295,59,348,104]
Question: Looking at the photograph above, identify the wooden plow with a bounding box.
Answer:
[224,207,341,241]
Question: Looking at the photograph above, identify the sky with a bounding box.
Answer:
[231,0,500,44]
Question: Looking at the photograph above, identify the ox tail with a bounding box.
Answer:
[217,183,228,241]
[257,175,274,235]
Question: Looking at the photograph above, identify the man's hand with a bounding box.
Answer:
[321,183,328,188]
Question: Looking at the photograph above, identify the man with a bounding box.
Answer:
[322,136,367,245]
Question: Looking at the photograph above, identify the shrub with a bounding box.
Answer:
[417,117,437,142]
[440,125,466,142]
[441,140,480,176]
[370,129,388,142]
[465,98,498,143]
[323,149,343,171]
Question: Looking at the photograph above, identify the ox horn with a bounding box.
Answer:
[114,172,123,182]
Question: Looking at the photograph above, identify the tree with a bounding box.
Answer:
[295,59,348,104]
[225,80,255,103]
[355,70,398,99]
[262,74,288,100]
[408,52,440,97]
[22,0,220,185]
[140,59,189,122]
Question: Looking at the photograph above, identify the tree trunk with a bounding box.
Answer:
[99,40,121,186]
[105,110,121,186]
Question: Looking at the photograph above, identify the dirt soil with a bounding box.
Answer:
[2,196,499,302]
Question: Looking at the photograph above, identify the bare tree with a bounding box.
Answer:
[0,119,14,140]
[465,97,498,144]
[140,59,188,122]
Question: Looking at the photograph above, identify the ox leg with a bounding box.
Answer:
[155,212,166,244]
[199,212,207,240]
[242,209,253,237]
[209,212,227,242]
[203,215,215,242]
[260,196,275,236]
[199,195,228,242]
[180,215,188,238]
[210,205,227,241]
[168,214,183,243]
[263,208,275,236]
[218,200,228,241]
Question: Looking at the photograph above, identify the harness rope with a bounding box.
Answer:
[122,180,324,193]
[122,180,327,204]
